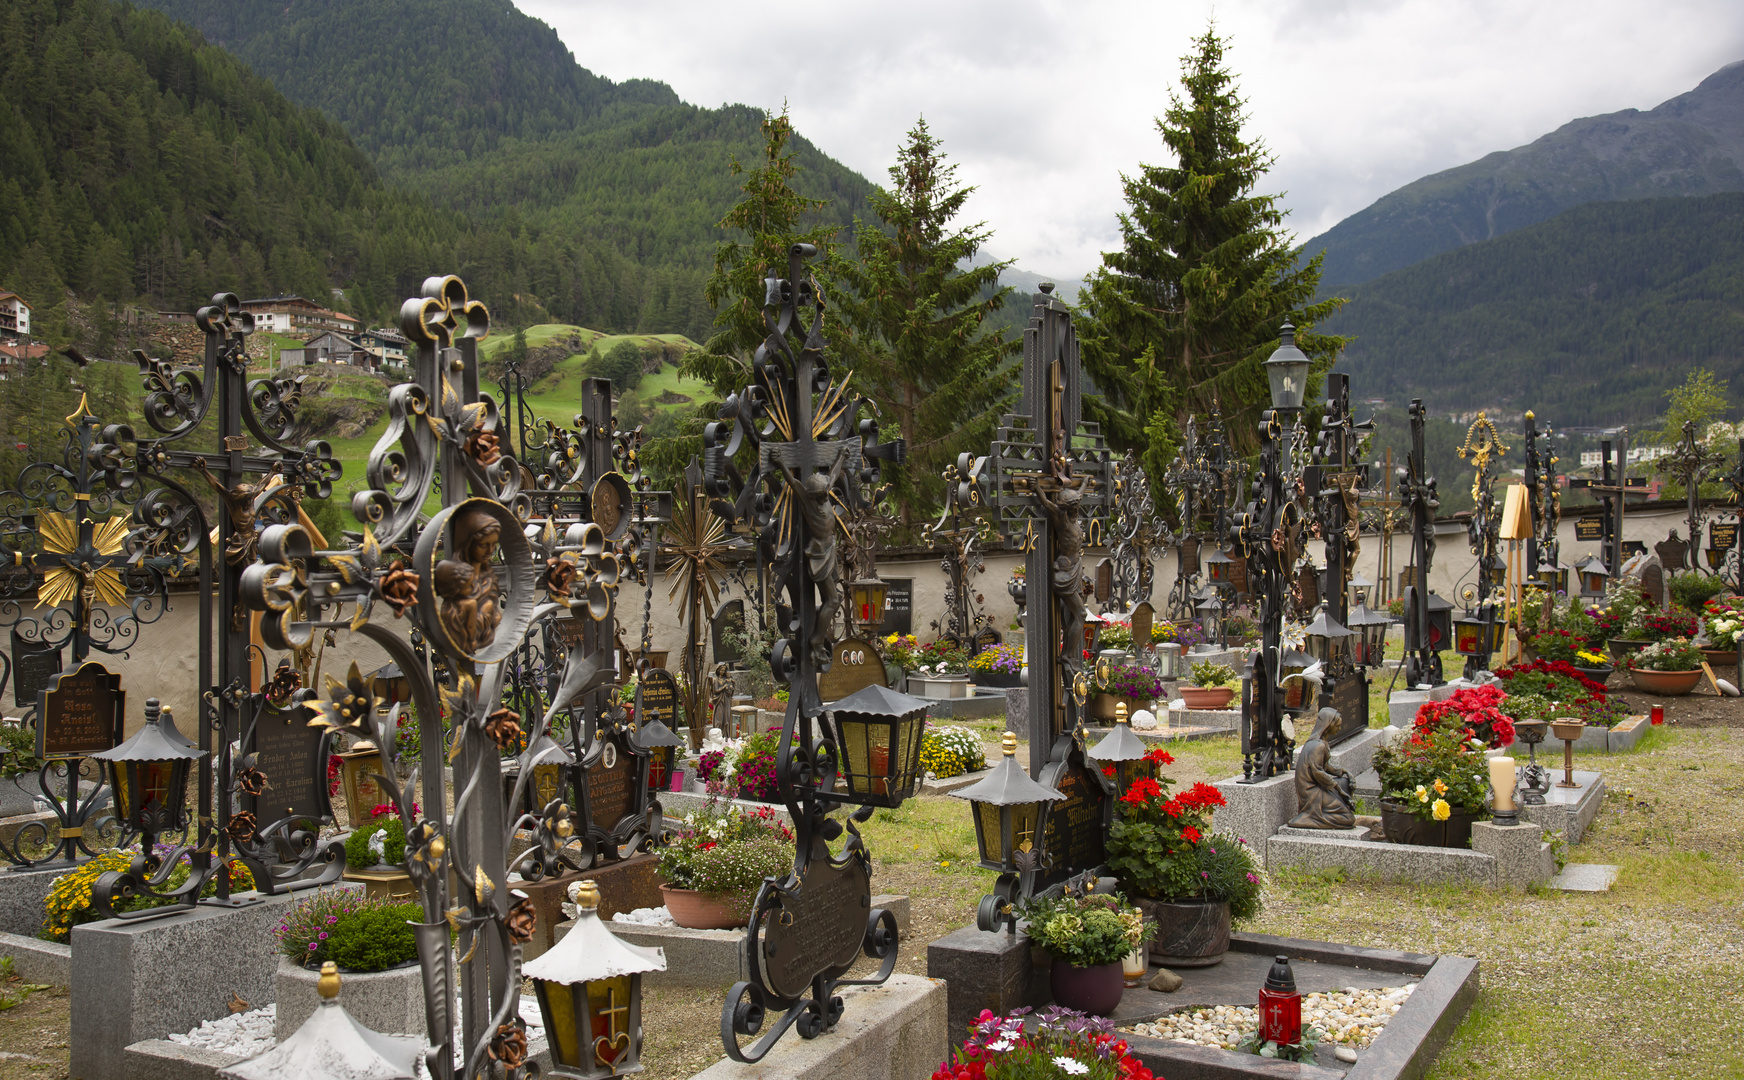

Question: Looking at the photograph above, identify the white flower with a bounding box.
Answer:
[1054,1057,1089,1075]
[987,1038,1015,1052]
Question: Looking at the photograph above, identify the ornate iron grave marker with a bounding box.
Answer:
[11,635,64,711]
[817,638,888,703]
[239,699,329,825]
[35,661,123,761]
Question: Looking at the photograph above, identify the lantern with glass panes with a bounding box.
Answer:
[524,879,667,1078]
[950,732,1065,932]
[1348,570,1374,607]
[366,663,412,707]
[93,698,206,841]
[1195,585,1224,646]
[1453,608,1505,659]
[851,577,890,629]
[1204,547,1235,588]
[1410,589,1455,653]
[1534,560,1570,597]
[828,683,929,808]
[635,716,684,793]
[1277,646,1317,712]
[1302,605,1356,671]
[519,728,575,820]
[1575,554,1609,599]
[1345,599,1392,667]
[1086,701,1152,800]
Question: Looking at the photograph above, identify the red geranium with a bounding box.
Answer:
[1413,684,1515,748]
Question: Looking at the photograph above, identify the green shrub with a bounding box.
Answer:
[275,889,387,968]
[344,817,406,869]
[325,902,421,972]
[1669,572,1728,612]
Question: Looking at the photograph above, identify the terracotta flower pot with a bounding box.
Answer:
[1048,959,1125,1016]
[1179,686,1235,710]
[1134,897,1231,967]
[1699,647,1738,671]
[659,885,743,930]
[1379,800,1483,848]
[1626,667,1703,696]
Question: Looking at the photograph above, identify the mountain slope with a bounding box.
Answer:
[1324,192,1744,425]
[1305,61,1744,289]
[133,0,876,271]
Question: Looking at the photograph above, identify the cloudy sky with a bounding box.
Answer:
[523,0,1744,280]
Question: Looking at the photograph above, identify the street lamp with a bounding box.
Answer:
[827,683,929,808]
[524,880,666,1078]
[951,732,1064,932]
[1263,324,1312,415]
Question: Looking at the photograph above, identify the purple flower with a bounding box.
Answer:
[308,942,318,951]
[318,931,328,939]
[1202,870,1210,878]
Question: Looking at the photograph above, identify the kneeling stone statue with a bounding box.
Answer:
[1288,707,1356,830]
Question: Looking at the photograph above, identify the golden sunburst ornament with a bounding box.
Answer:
[36,513,129,610]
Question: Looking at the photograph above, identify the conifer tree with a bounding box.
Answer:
[1077,26,1348,492]
[829,117,1019,523]
[686,107,837,397]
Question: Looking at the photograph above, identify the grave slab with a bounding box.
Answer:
[1518,770,1604,843]
[0,929,70,986]
[1002,686,1028,732]
[1470,821,1554,889]
[693,974,947,1080]
[275,956,425,1039]
[1211,730,1384,866]
[927,924,1051,1040]
[909,689,1009,720]
[512,852,663,962]
[921,768,991,796]
[1549,864,1620,892]
[0,863,63,937]
[71,887,353,1080]
[1607,716,1650,753]
[1267,832,1499,888]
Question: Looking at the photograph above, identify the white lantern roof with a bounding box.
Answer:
[523,881,667,986]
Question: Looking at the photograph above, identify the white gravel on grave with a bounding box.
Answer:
[610,905,676,927]
[167,1005,277,1058]
[1121,983,1415,1051]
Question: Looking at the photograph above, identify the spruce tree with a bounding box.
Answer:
[686,107,837,397]
[828,118,1019,523]
[1077,26,1348,492]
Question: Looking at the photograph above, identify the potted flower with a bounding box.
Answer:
[933,1005,1158,1080]
[879,633,921,687]
[1410,684,1516,749]
[343,804,419,901]
[273,890,426,1037]
[968,643,1025,688]
[1091,661,1165,721]
[729,731,781,801]
[1180,660,1237,710]
[1016,890,1151,1016]
[918,723,987,779]
[1104,751,1261,966]
[1698,596,1744,669]
[656,799,794,929]
[1597,581,1653,660]
[1571,647,1613,685]
[1493,659,1627,728]
[1625,636,1706,695]
[908,640,971,698]
[1372,729,1491,847]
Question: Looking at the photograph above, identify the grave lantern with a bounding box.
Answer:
[851,577,890,628]
[338,740,387,829]
[1277,647,1316,711]
[1263,324,1311,414]
[1345,600,1392,667]
[1410,589,1455,652]
[218,962,420,1080]
[1204,547,1234,587]
[828,683,929,808]
[523,729,575,817]
[1576,554,1609,599]
[1082,612,1102,656]
[92,698,206,841]
[1256,954,1303,1048]
[1302,605,1355,668]
[1534,560,1569,597]
[951,732,1065,932]
[1196,589,1223,646]
[524,880,666,1079]
[1453,609,1505,657]
[1348,570,1374,606]
[1086,701,1152,798]
[367,663,411,706]
[634,716,683,792]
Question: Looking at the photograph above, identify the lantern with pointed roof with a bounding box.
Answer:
[1196,590,1224,646]
[1576,553,1610,599]
[92,698,206,841]
[827,683,929,808]
[1345,598,1393,668]
[218,962,421,1080]
[634,715,684,792]
[1453,609,1505,658]
[1264,324,1311,414]
[1534,560,1570,598]
[524,879,667,1078]
[1302,605,1356,669]
[1204,547,1235,587]
[519,727,577,820]
[1277,646,1318,712]
[1086,700,1152,798]
[950,732,1065,932]
[1348,570,1374,607]
[851,577,890,629]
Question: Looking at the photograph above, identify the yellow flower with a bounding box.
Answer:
[1432,799,1451,822]
[1432,778,1448,795]
[1416,786,1429,803]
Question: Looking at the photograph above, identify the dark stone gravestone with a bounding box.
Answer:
[1316,671,1369,745]
[1574,516,1604,541]
[1398,567,1416,592]
[1639,561,1666,610]
[877,578,913,636]
[1039,755,1105,886]
[638,668,679,730]
[973,627,1002,655]
[712,599,746,668]
[1130,602,1155,652]
[583,731,638,836]
[1095,560,1114,603]
[1620,541,1647,560]
[818,637,887,702]
[1179,537,1201,574]
[1654,534,1689,572]
[243,699,329,823]
[1709,522,1738,569]
[12,632,63,710]
[35,661,123,762]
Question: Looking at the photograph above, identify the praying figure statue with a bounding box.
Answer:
[434,505,504,655]
[1287,707,1356,829]
[707,662,736,736]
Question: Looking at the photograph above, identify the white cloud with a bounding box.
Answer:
[521,0,1744,278]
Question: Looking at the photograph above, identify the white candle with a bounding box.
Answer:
[1489,756,1517,814]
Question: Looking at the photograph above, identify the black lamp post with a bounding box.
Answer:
[951,732,1064,932]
